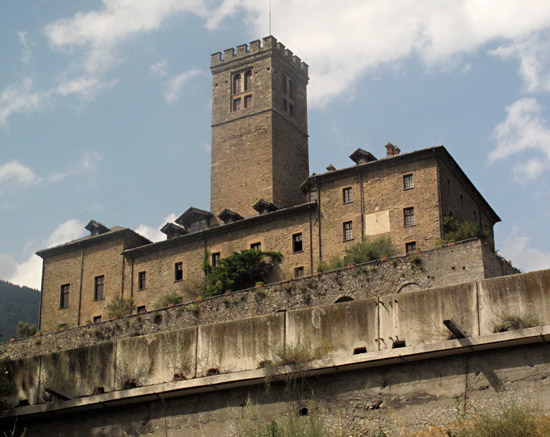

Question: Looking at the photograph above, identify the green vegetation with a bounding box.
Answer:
[436,216,489,247]
[238,400,344,437]
[0,279,40,341]
[411,405,550,437]
[15,322,37,339]
[106,294,135,319]
[153,291,183,309]
[205,249,283,297]
[493,313,540,333]
[317,236,396,272]
[271,342,319,367]
[0,357,14,409]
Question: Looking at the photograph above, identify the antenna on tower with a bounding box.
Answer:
[269,0,272,35]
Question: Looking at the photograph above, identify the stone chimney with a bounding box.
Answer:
[385,142,401,157]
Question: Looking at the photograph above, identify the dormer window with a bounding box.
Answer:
[232,69,253,111]
[189,218,208,233]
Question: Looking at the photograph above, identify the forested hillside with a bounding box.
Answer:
[0,279,40,341]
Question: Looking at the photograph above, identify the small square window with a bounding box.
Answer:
[406,242,416,254]
[343,221,353,241]
[174,262,183,281]
[292,233,303,252]
[343,187,353,204]
[138,271,146,290]
[212,252,220,267]
[403,174,414,190]
[60,284,70,309]
[294,266,304,278]
[250,242,261,251]
[94,275,104,301]
[93,316,102,324]
[404,207,415,227]
[137,305,146,314]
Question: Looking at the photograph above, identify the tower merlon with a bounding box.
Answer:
[210,36,308,74]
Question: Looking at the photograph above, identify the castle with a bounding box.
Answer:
[37,36,500,332]
[4,37,550,437]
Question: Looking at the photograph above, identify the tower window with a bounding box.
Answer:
[60,284,70,309]
[282,74,296,117]
[244,70,252,91]
[175,262,183,281]
[244,95,253,108]
[343,221,353,241]
[94,275,104,301]
[232,98,241,111]
[343,187,353,204]
[292,233,303,252]
[233,74,241,94]
[232,69,253,111]
[404,207,415,227]
[403,174,414,190]
[138,271,146,290]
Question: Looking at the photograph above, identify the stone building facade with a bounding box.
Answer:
[36,36,501,333]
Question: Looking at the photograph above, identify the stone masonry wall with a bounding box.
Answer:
[2,239,508,361]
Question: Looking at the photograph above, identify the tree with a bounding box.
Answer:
[205,249,283,297]
[16,321,37,338]
[154,291,183,309]
[106,294,134,319]
[436,216,489,247]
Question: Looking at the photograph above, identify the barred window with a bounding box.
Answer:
[343,187,353,204]
[138,271,146,290]
[343,221,353,241]
[403,174,414,190]
[60,284,70,309]
[404,207,415,227]
[406,242,416,254]
[94,275,104,301]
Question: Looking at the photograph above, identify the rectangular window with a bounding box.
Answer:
[60,284,70,309]
[244,94,252,108]
[138,271,146,290]
[137,305,146,314]
[308,190,318,202]
[294,266,304,278]
[250,242,261,251]
[343,221,353,241]
[292,233,303,252]
[406,242,416,254]
[343,187,353,204]
[93,316,102,324]
[289,103,295,117]
[174,262,183,281]
[212,252,221,267]
[404,207,415,227]
[403,174,414,190]
[94,275,104,301]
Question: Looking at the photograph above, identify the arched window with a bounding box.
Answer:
[244,70,252,91]
[233,74,241,94]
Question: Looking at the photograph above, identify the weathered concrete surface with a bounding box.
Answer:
[3,331,550,436]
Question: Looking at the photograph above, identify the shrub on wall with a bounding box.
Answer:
[205,249,283,297]
[153,291,183,309]
[436,216,489,247]
[106,294,135,319]
[16,321,37,338]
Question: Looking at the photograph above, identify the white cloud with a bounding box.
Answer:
[0,219,85,289]
[489,98,550,181]
[163,69,201,103]
[0,78,51,127]
[48,151,102,182]
[18,31,31,65]
[151,59,169,77]
[0,160,40,187]
[490,30,550,93]
[135,213,177,242]
[500,229,550,273]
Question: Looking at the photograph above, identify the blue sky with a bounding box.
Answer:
[1,0,550,289]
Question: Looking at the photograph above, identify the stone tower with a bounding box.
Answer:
[210,36,309,218]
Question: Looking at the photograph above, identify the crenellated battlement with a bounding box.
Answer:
[211,36,308,73]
